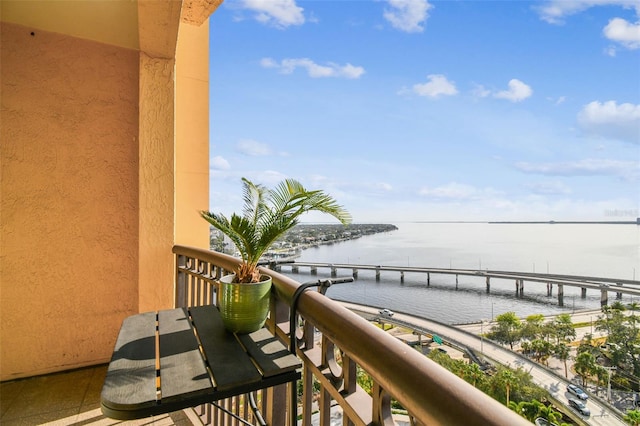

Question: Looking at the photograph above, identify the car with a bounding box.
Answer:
[568,398,590,416]
[567,384,588,400]
[379,308,394,317]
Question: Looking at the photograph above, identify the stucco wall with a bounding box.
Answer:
[1,23,139,380]
[176,20,210,249]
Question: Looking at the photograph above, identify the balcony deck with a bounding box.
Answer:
[0,365,199,425]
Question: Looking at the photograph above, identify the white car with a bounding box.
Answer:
[567,384,588,400]
[379,308,394,317]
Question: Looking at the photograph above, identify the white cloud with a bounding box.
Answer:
[412,74,458,98]
[577,101,640,144]
[471,83,491,99]
[236,139,272,156]
[494,79,533,102]
[524,180,572,195]
[418,182,502,200]
[240,0,305,28]
[536,1,640,50]
[261,57,365,79]
[211,156,231,170]
[383,0,433,33]
[515,158,639,180]
[603,17,640,49]
[535,0,640,24]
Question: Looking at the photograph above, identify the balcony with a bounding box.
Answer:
[171,245,529,426]
[0,246,530,425]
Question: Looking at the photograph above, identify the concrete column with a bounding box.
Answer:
[616,283,623,300]
[558,284,564,306]
[375,267,381,281]
[310,266,317,275]
[400,271,405,283]
[331,266,337,277]
[581,287,587,298]
[352,269,358,279]
[427,273,430,287]
[519,279,524,297]
[601,287,609,306]
[486,276,490,293]
[292,266,299,273]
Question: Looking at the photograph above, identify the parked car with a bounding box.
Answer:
[568,398,590,416]
[567,384,588,400]
[379,308,394,317]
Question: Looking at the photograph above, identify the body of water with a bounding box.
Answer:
[281,222,639,324]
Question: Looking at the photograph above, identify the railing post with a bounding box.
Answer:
[175,253,187,308]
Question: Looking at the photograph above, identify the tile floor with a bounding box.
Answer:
[0,365,200,426]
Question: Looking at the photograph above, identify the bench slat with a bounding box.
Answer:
[238,328,301,378]
[190,305,262,391]
[158,308,212,401]
[101,312,156,412]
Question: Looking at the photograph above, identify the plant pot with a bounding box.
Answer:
[217,274,272,334]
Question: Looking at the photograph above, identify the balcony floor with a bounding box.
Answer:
[0,365,200,425]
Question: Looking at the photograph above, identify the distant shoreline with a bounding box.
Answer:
[408,220,639,225]
[488,220,639,225]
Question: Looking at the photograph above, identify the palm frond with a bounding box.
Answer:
[201,177,351,283]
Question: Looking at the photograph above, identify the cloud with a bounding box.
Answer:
[577,101,640,144]
[603,17,640,49]
[383,0,433,33]
[515,158,639,180]
[412,74,458,98]
[236,139,272,156]
[239,0,305,28]
[536,1,640,50]
[535,0,639,24]
[418,182,502,200]
[524,180,572,195]
[211,156,231,170]
[261,57,365,79]
[494,79,533,102]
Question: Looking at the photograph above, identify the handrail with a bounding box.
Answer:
[173,245,531,426]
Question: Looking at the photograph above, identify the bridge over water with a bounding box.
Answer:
[274,261,640,307]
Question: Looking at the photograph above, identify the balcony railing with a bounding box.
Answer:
[173,245,530,426]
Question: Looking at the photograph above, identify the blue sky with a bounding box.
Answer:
[208,0,639,223]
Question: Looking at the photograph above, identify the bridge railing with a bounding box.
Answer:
[173,245,531,426]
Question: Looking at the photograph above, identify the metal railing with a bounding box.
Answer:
[173,245,530,426]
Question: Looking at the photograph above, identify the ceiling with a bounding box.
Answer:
[1,0,140,50]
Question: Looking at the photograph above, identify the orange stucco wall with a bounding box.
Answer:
[176,20,211,249]
[0,23,139,380]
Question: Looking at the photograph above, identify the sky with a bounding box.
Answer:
[207,0,640,223]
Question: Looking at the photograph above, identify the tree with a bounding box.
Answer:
[521,314,545,342]
[555,342,571,377]
[553,313,576,344]
[488,312,522,350]
[462,362,486,388]
[537,403,563,425]
[624,409,640,425]
[496,367,518,406]
[574,351,597,387]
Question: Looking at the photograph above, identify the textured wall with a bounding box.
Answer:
[176,20,210,249]
[138,53,176,313]
[0,23,139,380]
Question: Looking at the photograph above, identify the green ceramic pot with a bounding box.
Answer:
[217,274,272,334]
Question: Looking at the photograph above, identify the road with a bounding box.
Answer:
[341,303,626,426]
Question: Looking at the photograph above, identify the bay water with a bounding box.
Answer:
[281,223,639,324]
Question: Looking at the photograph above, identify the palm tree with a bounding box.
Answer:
[201,177,351,283]
[555,342,571,377]
[624,409,640,425]
[497,368,517,406]
[537,403,563,425]
[574,351,597,387]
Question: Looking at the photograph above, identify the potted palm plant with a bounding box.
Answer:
[201,177,351,333]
